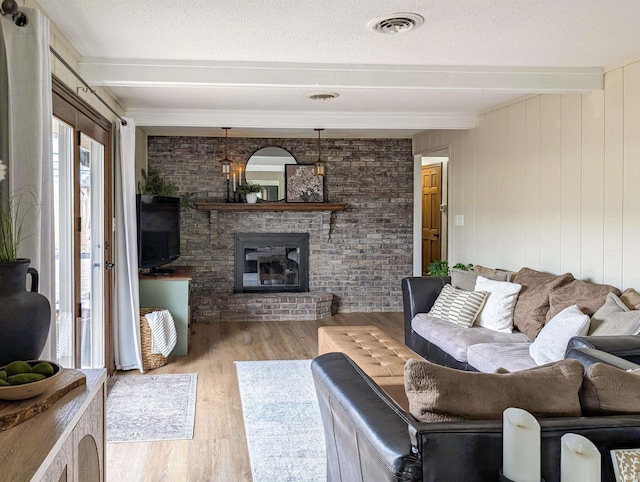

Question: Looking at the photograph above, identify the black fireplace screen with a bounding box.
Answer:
[234,233,309,293]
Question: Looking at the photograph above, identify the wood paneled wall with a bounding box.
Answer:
[413,60,640,290]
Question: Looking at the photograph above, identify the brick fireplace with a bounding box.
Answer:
[146,135,414,322]
[234,233,309,293]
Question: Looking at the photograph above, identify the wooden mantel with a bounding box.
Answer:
[196,202,347,212]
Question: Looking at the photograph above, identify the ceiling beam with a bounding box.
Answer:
[127,108,477,130]
[80,58,603,93]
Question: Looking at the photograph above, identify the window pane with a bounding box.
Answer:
[53,118,74,368]
[80,133,105,369]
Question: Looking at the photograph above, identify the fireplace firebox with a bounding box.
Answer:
[234,233,309,293]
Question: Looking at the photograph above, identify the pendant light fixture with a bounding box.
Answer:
[314,128,327,176]
[220,127,232,175]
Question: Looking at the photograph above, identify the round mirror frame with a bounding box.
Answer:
[245,146,297,201]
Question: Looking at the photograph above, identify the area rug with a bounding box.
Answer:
[236,359,325,482]
[106,373,197,443]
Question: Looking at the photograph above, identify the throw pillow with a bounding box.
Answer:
[512,268,575,340]
[428,284,488,328]
[450,268,478,291]
[474,276,522,333]
[474,265,511,281]
[546,279,620,322]
[529,305,590,365]
[404,358,583,422]
[452,266,514,292]
[580,363,640,415]
[621,288,640,310]
[588,292,640,336]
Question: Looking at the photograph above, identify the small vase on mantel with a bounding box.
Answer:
[246,192,258,204]
[0,258,51,366]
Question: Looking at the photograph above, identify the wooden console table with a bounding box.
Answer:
[139,266,194,356]
[0,369,107,481]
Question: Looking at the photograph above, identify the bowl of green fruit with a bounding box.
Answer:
[0,360,62,400]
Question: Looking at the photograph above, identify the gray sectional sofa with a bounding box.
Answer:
[402,267,639,372]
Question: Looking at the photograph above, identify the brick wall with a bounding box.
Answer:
[146,136,414,320]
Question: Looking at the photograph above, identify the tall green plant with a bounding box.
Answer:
[0,190,35,262]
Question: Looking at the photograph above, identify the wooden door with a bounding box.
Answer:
[422,164,442,275]
[52,77,114,372]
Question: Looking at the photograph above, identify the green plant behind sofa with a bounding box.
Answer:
[427,260,473,276]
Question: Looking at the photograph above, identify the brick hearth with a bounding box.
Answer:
[197,291,333,321]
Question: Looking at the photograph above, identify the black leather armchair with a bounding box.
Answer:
[312,351,640,482]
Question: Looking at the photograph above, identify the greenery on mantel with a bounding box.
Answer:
[236,181,263,195]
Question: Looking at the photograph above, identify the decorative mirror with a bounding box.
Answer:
[245,147,297,201]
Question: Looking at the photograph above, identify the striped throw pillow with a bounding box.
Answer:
[429,284,488,328]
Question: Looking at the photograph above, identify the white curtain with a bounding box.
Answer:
[0,9,55,359]
[114,117,142,371]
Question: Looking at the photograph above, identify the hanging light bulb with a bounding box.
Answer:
[314,128,327,176]
[220,127,231,175]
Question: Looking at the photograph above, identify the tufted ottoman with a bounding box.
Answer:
[317,325,424,410]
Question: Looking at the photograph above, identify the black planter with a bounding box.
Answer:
[0,258,51,367]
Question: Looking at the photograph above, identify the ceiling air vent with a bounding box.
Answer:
[368,13,424,35]
[306,92,340,101]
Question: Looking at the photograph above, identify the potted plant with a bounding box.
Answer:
[137,167,178,200]
[237,182,263,203]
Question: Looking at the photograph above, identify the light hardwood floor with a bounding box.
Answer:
[106,312,404,482]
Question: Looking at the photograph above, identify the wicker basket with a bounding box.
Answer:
[140,307,169,371]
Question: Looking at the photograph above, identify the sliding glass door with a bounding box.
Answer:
[52,77,113,370]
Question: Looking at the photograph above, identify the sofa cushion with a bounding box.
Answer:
[466,343,537,373]
[411,313,530,363]
[546,279,620,321]
[404,358,583,422]
[473,265,511,281]
[621,288,640,310]
[428,284,488,328]
[529,305,590,365]
[588,292,640,336]
[474,276,522,333]
[512,268,575,340]
[580,363,640,415]
[451,267,511,291]
[450,268,478,291]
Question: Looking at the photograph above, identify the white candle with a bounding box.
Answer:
[232,173,236,192]
[561,433,600,482]
[503,407,540,482]
[238,167,243,185]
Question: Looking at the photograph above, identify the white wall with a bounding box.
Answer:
[413,60,640,291]
[28,0,124,124]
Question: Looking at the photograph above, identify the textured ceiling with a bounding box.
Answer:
[36,0,640,138]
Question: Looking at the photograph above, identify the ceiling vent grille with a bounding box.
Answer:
[306,92,340,101]
[368,13,424,34]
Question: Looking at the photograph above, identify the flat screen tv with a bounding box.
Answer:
[136,194,180,273]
